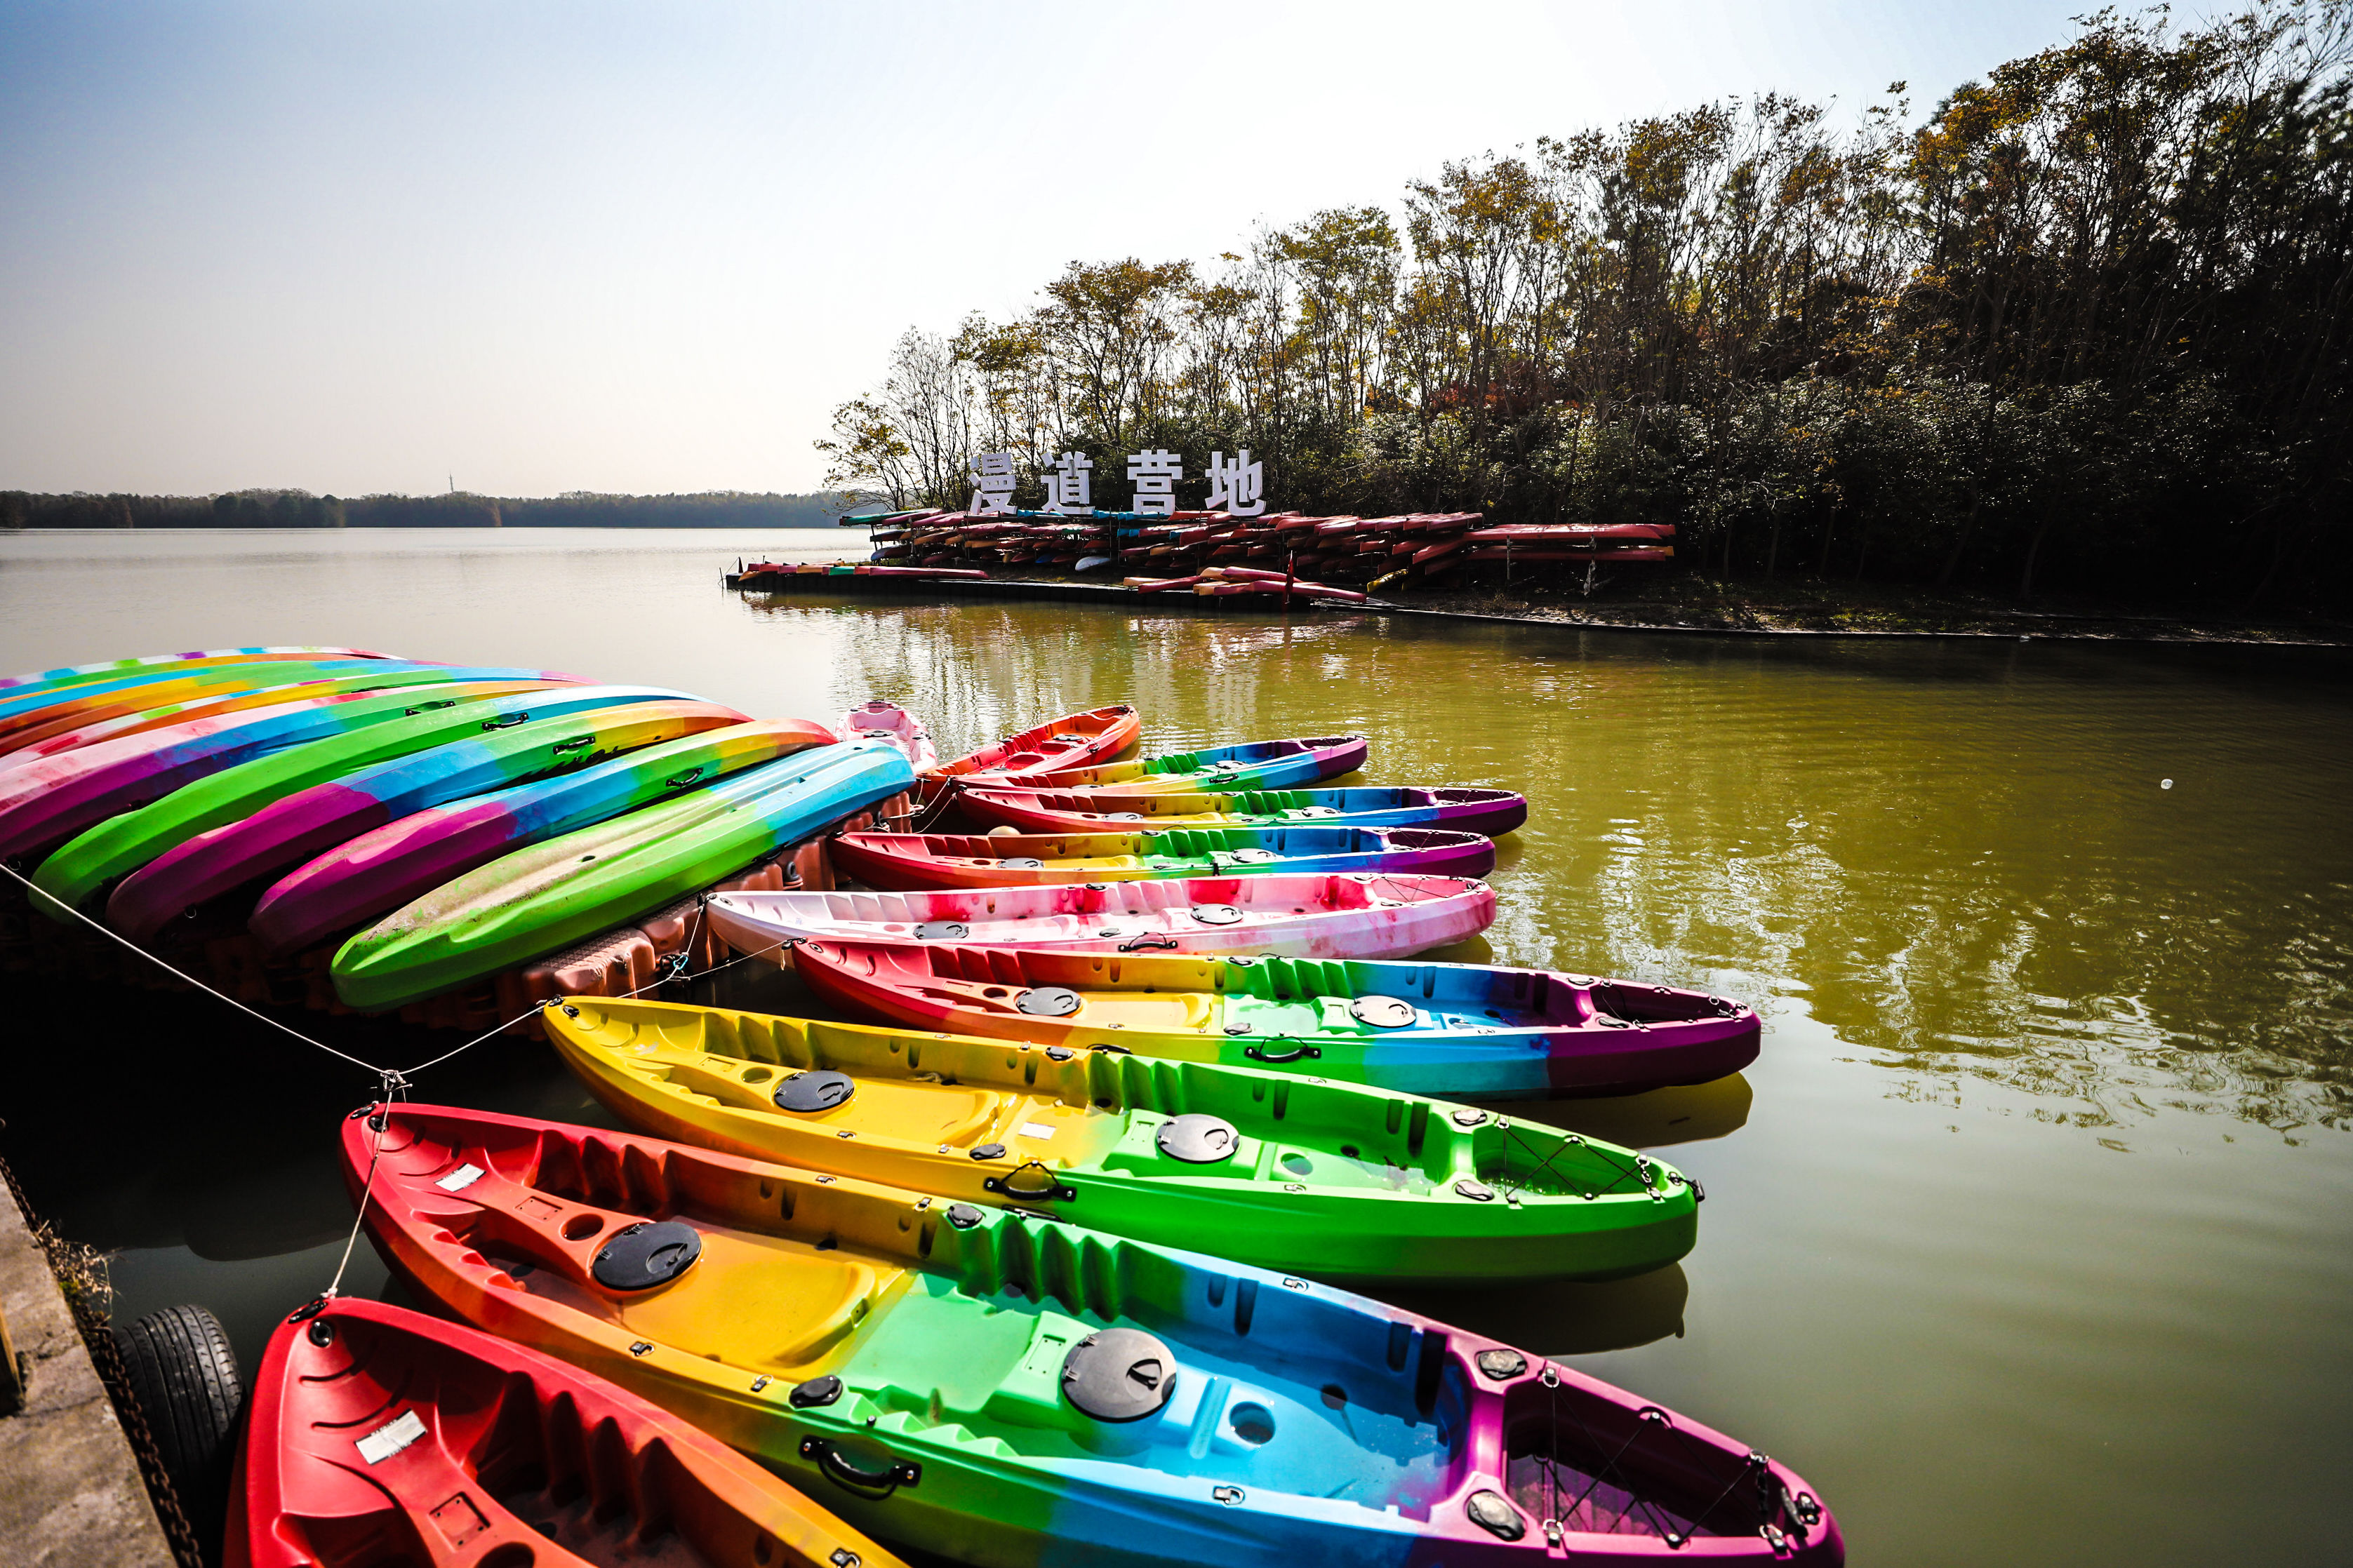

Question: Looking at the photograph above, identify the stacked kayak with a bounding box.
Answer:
[107,697,749,941]
[542,996,1699,1282]
[235,1296,899,1568]
[251,718,836,957]
[923,704,1140,794]
[0,670,578,866]
[331,740,916,1010]
[999,734,1367,795]
[836,698,938,772]
[789,942,1761,1097]
[961,783,1531,836]
[827,824,1497,890]
[0,655,448,756]
[343,1103,1840,1568]
[0,644,394,695]
[707,874,1498,960]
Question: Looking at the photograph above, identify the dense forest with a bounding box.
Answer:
[819,3,2353,607]
[0,490,845,530]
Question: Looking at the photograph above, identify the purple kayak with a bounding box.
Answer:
[961,783,1531,837]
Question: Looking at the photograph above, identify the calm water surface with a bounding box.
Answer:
[2,530,2347,1567]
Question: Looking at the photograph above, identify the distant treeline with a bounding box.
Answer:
[821,2,2353,607]
[0,490,846,530]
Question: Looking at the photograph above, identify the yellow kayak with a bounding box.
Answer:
[542,996,1698,1283]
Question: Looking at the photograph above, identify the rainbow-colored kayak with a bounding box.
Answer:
[250,718,837,957]
[331,740,914,1010]
[0,664,524,776]
[997,734,1367,795]
[346,1103,1841,1568]
[961,784,1531,837]
[0,672,573,863]
[706,874,1497,961]
[543,996,1700,1282]
[828,826,1495,890]
[0,645,394,698]
[234,1296,900,1568]
[794,942,1761,1097]
[0,656,438,756]
[107,699,748,942]
[32,684,692,913]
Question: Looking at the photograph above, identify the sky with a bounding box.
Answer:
[0,0,2117,498]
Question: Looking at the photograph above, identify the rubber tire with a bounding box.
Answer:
[114,1304,242,1565]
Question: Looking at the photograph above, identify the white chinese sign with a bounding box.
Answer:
[1042,450,1093,514]
[969,450,1016,514]
[1204,448,1265,516]
[1126,449,1182,516]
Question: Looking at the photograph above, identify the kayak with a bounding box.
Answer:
[0,665,530,777]
[345,1103,1841,1568]
[106,698,748,942]
[0,657,441,756]
[706,873,1497,961]
[835,699,938,772]
[0,644,395,699]
[924,704,1140,792]
[828,825,1496,890]
[793,942,1761,1097]
[31,684,697,913]
[250,718,838,958]
[0,672,575,865]
[331,739,916,1010]
[233,1296,900,1568]
[999,735,1367,796]
[543,996,1700,1282]
[961,784,1530,838]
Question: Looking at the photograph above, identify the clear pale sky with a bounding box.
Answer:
[1,1,2106,497]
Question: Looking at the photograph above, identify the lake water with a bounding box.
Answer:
[2,528,2347,1567]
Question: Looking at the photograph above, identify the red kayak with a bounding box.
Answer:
[923,704,1140,795]
[232,1295,900,1568]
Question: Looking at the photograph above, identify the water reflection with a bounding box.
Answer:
[1477,1076,1756,1149]
[1385,1265,1688,1357]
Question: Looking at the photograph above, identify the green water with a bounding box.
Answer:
[2,530,2347,1566]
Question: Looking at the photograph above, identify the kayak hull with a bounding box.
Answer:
[232,1296,898,1568]
[792,942,1761,1097]
[345,1104,1841,1568]
[924,704,1141,793]
[249,718,837,957]
[331,740,915,1010]
[106,698,747,942]
[961,784,1530,838]
[707,873,1498,961]
[1001,735,1368,796]
[828,826,1497,890]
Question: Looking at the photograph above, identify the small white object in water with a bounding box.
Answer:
[2161,779,2174,789]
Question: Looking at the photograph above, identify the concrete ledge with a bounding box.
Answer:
[0,1169,177,1568]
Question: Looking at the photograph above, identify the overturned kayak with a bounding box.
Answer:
[250,718,838,958]
[107,698,748,942]
[0,656,442,756]
[32,684,696,913]
[332,740,915,1010]
[925,703,1140,791]
[543,996,1698,1282]
[0,671,574,865]
[794,942,1761,1097]
[961,783,1531,837]
[997,734,1367,796]
[707,874,1497,961]
[0,665,532,777]
[835,699,938,772]
[829,825,1496,890]
[233,1295,900,1568]
[345,1103,1841,1568]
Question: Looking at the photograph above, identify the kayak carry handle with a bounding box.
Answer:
[1244,1043,1323,1064]
[1117,934,1179,952]
[799,1437,920,1496]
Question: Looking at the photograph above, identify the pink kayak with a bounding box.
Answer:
[834,698,938,772]
[706,872,1497,962]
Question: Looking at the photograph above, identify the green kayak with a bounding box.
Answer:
[331,740,914,1011]
[541,995,1699,1283]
